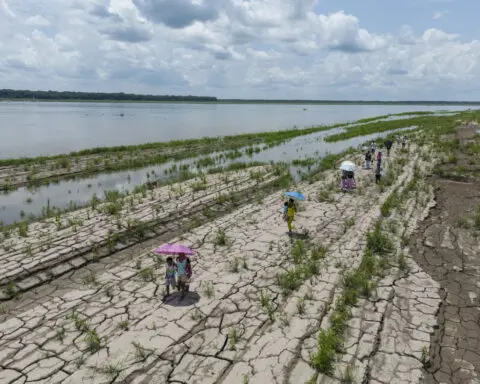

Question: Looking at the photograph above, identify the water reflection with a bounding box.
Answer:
[0,126,415,225]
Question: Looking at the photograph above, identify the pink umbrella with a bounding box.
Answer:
[153,243,196,256]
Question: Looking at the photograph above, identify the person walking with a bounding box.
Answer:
[365,151,372,169]
[286,198,297,234]
[385,140,393,156]
[375,165,382,184]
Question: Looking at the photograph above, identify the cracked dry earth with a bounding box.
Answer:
[0,167,278,296]
[412,124,480,384]
[0,144,442,384]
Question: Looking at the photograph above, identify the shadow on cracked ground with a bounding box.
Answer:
[162,291,201,307]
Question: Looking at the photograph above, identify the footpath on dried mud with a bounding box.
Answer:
[0,139,448,384]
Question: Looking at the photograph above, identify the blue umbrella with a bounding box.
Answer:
[284,191,305,201]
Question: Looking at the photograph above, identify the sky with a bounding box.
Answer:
[0,0,479,100]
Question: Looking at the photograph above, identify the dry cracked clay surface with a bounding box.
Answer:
[0,144,449,384]
[411,123,480,384]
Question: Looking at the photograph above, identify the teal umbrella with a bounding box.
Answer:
[284,191,305,200]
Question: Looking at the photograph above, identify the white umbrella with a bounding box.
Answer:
[339,160,356,172]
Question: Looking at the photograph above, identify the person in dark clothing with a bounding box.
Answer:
[385,140,393,156]
[365,151,372,169]
[375,166,382,184]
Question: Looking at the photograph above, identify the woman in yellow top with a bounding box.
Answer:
[286,198,297,233]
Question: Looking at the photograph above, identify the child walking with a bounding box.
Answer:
[286,198,297,234]
[165,257,176,296]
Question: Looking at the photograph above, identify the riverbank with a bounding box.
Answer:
[0,112,456,192]
[0,110,479,383]
[2,98,479,106]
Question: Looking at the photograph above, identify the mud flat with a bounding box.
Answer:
[0,166,286,298]
[0,139,441,384]
[0,111,479,384]
[411,121,480,384]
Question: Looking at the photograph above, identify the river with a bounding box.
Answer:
[0,101,472,159]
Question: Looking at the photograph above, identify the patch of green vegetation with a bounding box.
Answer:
[366,222,394,255]
[259,290,276,322]
[98,360,123,380]
[4,282,18,299]
[202,281,214,298]
[82,271,99,287]
[277,241,325,296]
[132,341,151,361]
[215,229,228,246]
[229,327,240,350]
[310,220,392,375]
[341,364,356,384]
[118,321,129,331]
[85,328,102,353]
[138,267,155,282]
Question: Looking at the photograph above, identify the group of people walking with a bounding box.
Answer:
[365,135,406,183]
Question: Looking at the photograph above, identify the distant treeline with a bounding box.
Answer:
[0,89,479,105]
[0,89,217,102]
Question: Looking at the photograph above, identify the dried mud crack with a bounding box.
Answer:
[1,120,479,384]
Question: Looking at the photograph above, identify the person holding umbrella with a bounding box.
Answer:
[283,192,304,234]
[153,244,195,297]
[339,161,357,190]
[176,253,190,295]
[165,257,177,296]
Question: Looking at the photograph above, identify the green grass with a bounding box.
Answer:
[215,229,228,246]
[0,111,453,192]
[310,221,393,375]
[324,113,464,143]
[277,241,325,296]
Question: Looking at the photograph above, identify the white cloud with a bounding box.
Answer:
[432,10,447,19]
[0,0,479,100]
[25,15,50,26]
[0,0,15,17]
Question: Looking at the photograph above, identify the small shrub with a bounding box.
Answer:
[311,245,327,261]
[18,222,28,237]
[202,281,214,298]
[118,321,129,331]
[343,217,355,233]
[139,268,155,282]
[99,361,123,380]
[132,342,151,361]
[341,364,355,384]
[82,271,99,287]
[85,329,102,353]
[310,329,339,375]
[229,328,240,350]
[291,240,306,264]
[4,282,18,299]
[215,229,227,246]
[277,269,303,296]
[366,222,394,255]
[297,298,306,315]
